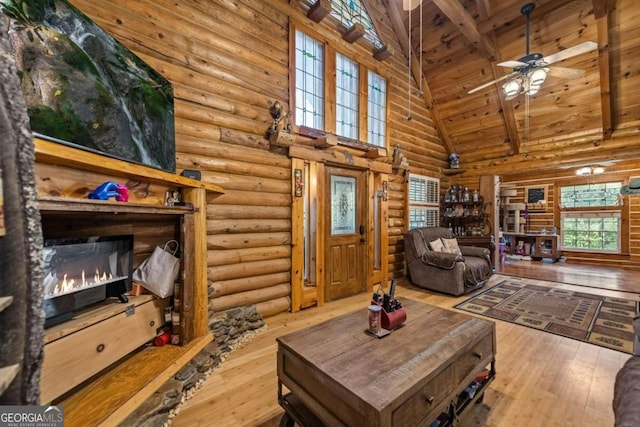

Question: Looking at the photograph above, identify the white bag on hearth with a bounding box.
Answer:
[132,240,180,298]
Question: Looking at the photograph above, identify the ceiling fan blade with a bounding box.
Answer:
[498,60,528,68]
[547,66,585,79]
[540,41,598,65]
[467,73,516,94]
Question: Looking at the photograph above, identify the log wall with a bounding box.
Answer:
[63,0,444,317]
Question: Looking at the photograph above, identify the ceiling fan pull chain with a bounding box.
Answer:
[419,0,423,95]
[407,4,412,120]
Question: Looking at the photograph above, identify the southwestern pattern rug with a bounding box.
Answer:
[455,277,639,354]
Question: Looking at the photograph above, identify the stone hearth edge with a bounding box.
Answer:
[120,305,266,427]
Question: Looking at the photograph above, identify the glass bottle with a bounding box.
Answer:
[463,187,470,202]
[472,189,479,202]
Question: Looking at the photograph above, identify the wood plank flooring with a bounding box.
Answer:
[171,263,640,426]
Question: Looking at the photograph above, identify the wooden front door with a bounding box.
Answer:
[324,167,367,301]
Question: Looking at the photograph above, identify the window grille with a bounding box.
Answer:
[368,70,386,147]
[336,53,359,139]
[559,181,623,253]
[294,30,324,129]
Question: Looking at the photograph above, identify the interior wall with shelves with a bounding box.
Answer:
[441,184,489,237]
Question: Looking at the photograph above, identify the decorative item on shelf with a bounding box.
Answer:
[448,153,460,169]
[462,187,470,202]
[449,186,458,202]
[165,190,182,206]
[88,181,128,202]
[267,100,291,136]
[392,145,409,169]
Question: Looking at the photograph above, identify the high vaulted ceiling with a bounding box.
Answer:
[382,0,640,176]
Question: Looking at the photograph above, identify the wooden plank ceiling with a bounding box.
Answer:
[381,0,640,175]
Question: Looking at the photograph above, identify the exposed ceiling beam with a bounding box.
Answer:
[490,62,521,154]
[382,0,455,154]
[475,0,491,20]
[431,0,496,60]
[431,0,520,154]
[476,0,575,34]
[593,0,614,141]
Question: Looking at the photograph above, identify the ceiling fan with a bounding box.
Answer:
[468,3,598,99]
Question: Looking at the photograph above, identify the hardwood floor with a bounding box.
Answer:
[171,263,639,426]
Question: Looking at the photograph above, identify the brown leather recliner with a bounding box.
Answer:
[404,227,492,296]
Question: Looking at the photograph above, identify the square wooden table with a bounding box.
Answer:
[277,298,496,427]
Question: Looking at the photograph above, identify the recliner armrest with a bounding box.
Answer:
[460,246,490,261]
[420,251,464,270]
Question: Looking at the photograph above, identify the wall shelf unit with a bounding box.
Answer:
[502,233,560,261]
[441,185,488,237]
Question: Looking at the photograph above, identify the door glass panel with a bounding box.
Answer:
[331,175,356,235]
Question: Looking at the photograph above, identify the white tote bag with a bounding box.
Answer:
[132,240,180,298]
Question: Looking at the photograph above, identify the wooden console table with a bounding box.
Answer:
[277,299,496,426]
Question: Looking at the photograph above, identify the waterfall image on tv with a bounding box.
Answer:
[1,0,176,172]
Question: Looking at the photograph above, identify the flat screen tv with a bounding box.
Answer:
[1,0,176,172]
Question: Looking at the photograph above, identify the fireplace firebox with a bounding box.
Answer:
[42,234,134,327]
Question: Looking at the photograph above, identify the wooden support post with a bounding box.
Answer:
[181,187,208,340]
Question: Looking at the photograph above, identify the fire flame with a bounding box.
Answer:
[51,269,114,296]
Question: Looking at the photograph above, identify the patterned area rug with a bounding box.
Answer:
[455,278,639,354]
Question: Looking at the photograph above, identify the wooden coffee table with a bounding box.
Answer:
[277,298,496,427]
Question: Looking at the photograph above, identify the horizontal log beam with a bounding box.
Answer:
[209,283,291,312]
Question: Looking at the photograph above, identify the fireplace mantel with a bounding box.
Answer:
[34,137,223,423]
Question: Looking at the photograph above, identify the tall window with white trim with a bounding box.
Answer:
[559,182,623,252]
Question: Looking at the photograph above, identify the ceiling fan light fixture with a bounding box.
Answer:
[502,79,522,100]
[525,82,541,96]
[576,166,605,176]
[528,68,548,86]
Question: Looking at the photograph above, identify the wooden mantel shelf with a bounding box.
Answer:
[38,196,195,215]
[58,333,212,427]
[442,168,466,176]
[34,138,223,194]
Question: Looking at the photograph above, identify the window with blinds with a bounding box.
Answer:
[408,174,439,229]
